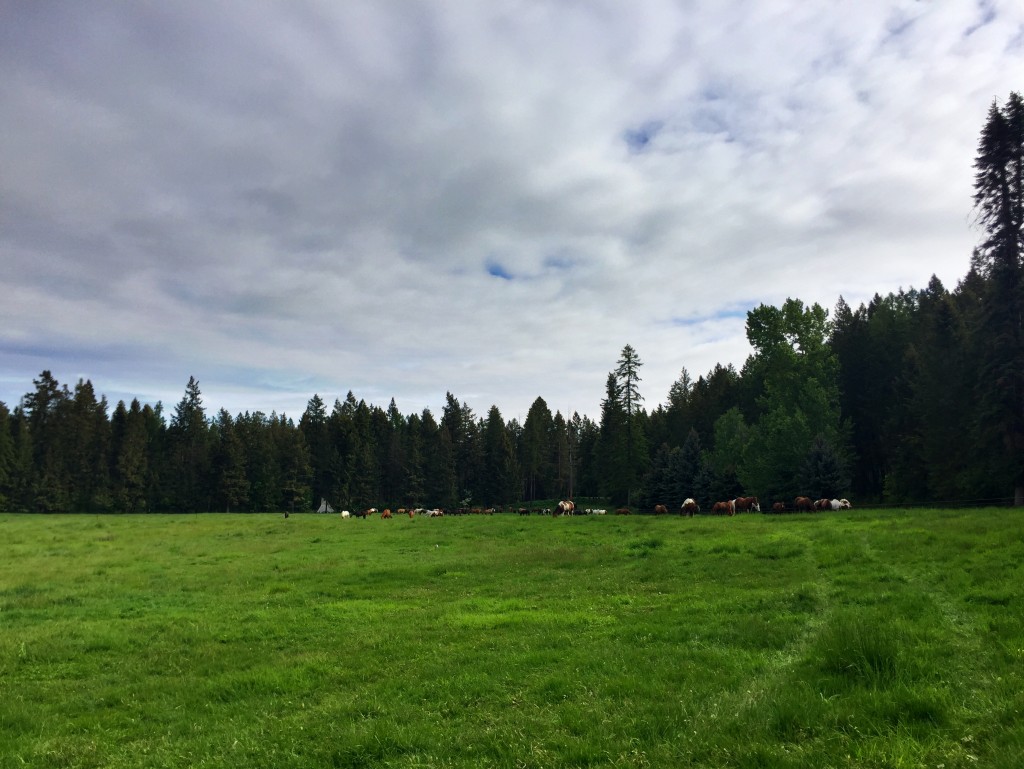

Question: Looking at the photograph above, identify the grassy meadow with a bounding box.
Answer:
[1,507,1023,768]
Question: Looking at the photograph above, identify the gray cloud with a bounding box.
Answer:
[2,1,1023,420]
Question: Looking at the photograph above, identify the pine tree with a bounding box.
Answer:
[212,409,249,512]
[799,434,850,500]
[111,399,150,512]
[168,376,210,512]
[481,405,518,505]
[520,397,554,502]
[299,394,331,503]
[22,371,71,512]
[0,402,13,509]
[971,92,1024,504]
[67,379,111,511]
[612,345,648,504]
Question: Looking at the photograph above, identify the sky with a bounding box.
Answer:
[2,1,1023,425]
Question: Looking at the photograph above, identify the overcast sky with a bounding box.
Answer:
[2,2,1022,424]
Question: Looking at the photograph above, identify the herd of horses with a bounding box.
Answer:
[309,496,852,520]
[674,496,852,516]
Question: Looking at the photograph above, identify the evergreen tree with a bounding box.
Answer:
[709,407,749,501]
[799,434,850,501]
[552,411,571,500]
[140,402,168,511]
[0,402,13,509]
[595,371,629,504]
[211,409,249,512]
[402,412,427,507]
[67,379,111,511]
[612,345,648,503]
[971,92,1024,504]
[639,443,684,511]
[237,411,278,512]
[22,370,71,511]
[8,408,34,512]
[481,405,518,505]
[575,414,601,499]
[168,376,210,512]
[381,398,407,507]
[687,364,741,449]
[111,399,150,512]
[677,428,702,498]
[272,414,311,513]
[520,397,555,502]
[299,394,332,504]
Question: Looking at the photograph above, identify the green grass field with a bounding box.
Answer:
[2,508,1022,768]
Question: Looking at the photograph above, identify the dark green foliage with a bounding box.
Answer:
[799,434,850,501]
[638,443,679,511]
[110,399,150,512]
[970,92,1024,503]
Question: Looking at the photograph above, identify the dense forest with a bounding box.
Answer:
[2,93,1022,513]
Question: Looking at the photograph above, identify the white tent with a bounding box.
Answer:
[316,498,334,513]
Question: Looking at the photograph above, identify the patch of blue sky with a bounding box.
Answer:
[669,307,750,327]
[486,259,514,280]
[623,120,664,153]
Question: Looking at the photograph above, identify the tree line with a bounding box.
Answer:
[1,92,1021,513]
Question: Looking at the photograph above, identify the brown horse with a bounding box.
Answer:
[712,500,735,516]
[681,498,699,516]
[653,504,668,515]
[734,496,760,513]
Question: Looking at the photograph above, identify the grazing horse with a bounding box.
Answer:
[794,496,813,512]
[340,510,351,519]
[712,500,736,516]
[653,504,668,515]
[813,498,830,511]
[556,500,575,516]
[734,496,761,513]
[381,509,393,519]
[771,502,786,513]
[681,498,699,516]
[615,507,631,515]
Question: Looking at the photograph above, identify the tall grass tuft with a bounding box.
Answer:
[813,609,907,686]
